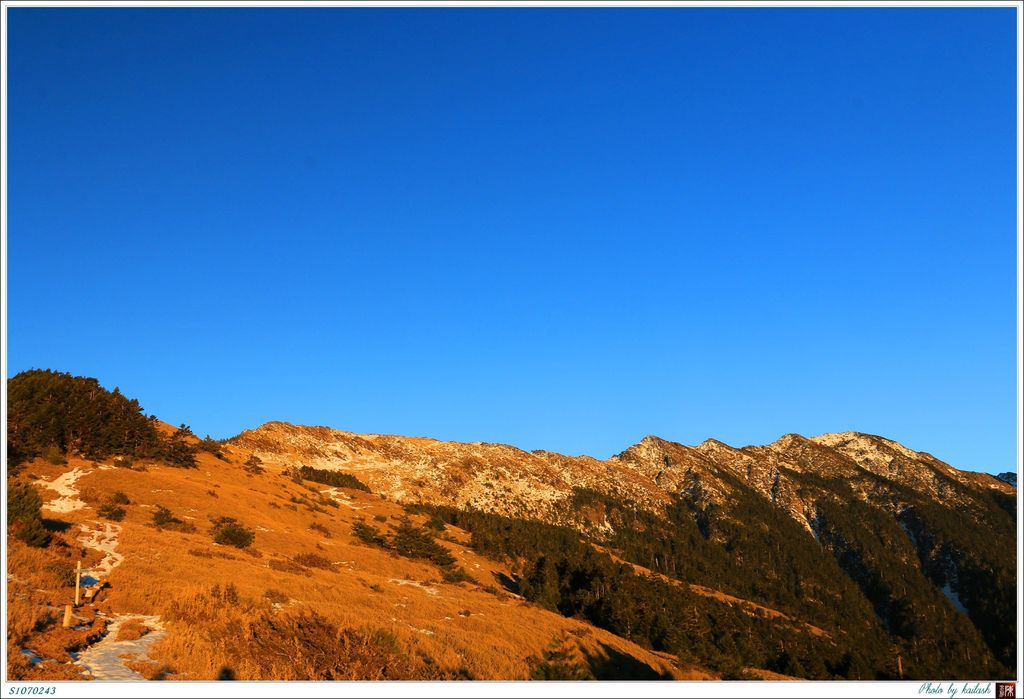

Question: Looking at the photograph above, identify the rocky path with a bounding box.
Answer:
[35,464,168,680]
[77,522,125,584]
[73,616,167,680]
[36,467,92,513]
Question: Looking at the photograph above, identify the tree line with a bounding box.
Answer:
[7,369,198,468]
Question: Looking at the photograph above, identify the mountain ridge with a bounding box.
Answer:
[229,421,1014,528]
[235,421,1010,481]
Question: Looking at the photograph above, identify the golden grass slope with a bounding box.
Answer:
[7,441,711,681]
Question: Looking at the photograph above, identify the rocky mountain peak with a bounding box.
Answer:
[696,438,733,453]
[995,471,1017,487]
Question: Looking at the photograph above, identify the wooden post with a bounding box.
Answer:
[62,604,73,628]
[896,653,903,679]
[74,560,82,607]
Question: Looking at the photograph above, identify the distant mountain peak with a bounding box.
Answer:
[811,431,921,459]
[995,471,1017,487]
[696,438,732,451]
[767,433,811,450]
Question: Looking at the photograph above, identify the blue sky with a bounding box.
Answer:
[6,8,1017,473]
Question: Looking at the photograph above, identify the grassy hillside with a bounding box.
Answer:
[7,447,705,680]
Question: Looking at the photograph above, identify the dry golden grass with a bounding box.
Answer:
[115,618,150,641]
[123,658,174,680]
[8,448,707,681]
[6,545,110,680]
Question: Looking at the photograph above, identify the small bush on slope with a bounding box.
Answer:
[45,563,77,587]
[309,522,331,537]
[390,518,456,567]
[152,506,196,533]
[528,639,596,681]
[244,454,265,475]
[293,553,336,571]
[352,521,388,547]
[210,517,255,549]
[7,482,50,548]
[195,436,226,460]
[43,445,66,465]
[98,504,126,521]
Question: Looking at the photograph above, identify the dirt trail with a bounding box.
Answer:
[36,465,126,584]
[36,464,113,514]
[35,464,169,679]
[70,525,168,680]
[73,616,167,680]
[78,522,124,584]
[36,467,89,513]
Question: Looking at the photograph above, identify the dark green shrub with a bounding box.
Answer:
[160,433,197,468]
[528,643,595,681]
[46,563,77,587]
[110,491,131,505]
[211,517,255,549]
[293,553,336,571]
[424,514,447,531]
[244,454,265,475]
[352,521,388,548]
[310,522,331,538]
[205,583,240,606]
[196,436,226,460]
[152,505,195,532]
[264,588,289,604]
[441,566,476,584]
[268,558,308,575]
[4,369,205,471]
[7,482,43,525]
[152,505,179,527]
[15,518,51,548]
[391,518,455,567]
[295,465,370,492]
[7,482,50,548]
[98,504,126,521]
[43,445,67,465]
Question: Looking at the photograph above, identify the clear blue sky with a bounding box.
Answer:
[6,8,1018,473]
